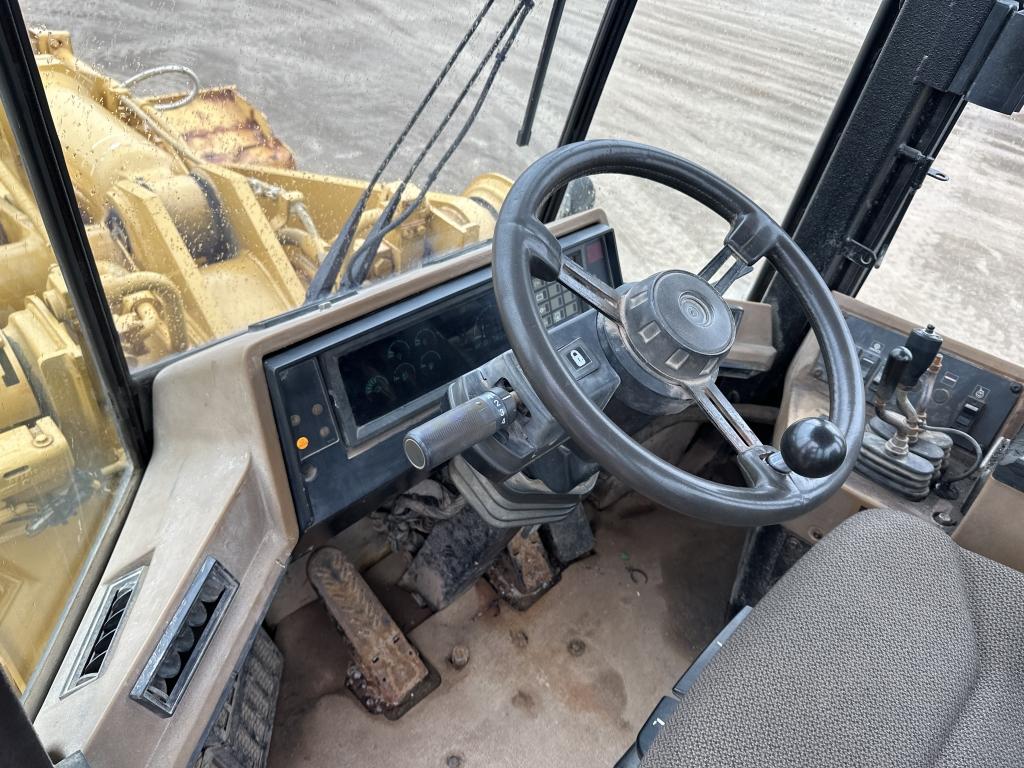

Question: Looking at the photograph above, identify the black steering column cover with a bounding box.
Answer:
[493,140,864,525]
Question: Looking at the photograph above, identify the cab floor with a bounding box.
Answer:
[269,503,745,768]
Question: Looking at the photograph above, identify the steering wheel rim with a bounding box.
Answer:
[492,140,864,525]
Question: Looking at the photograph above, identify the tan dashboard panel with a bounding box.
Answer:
[31,210,611,766]
[953,478,1024,572]
[777,293,1024,545]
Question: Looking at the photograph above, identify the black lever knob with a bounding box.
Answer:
[901,324,943,388]
[404,387,519,472]
[876,346,913,401]
[779,417,847,478]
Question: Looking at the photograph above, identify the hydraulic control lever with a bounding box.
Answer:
[875,345,912,405]
[404,387,520,472]
[854,325,984,501]
[856,345,936,498]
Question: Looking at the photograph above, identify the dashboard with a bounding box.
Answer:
[265,223,621,533]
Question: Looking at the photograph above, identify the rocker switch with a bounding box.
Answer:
[955,398,984,430]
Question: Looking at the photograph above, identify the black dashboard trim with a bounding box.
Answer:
[264,223,621,534]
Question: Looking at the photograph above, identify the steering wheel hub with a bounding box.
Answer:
[620,271,735,381]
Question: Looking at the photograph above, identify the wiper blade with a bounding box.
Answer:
[306,0,497,301]
[517,0,566,146]
[341,0,534,290]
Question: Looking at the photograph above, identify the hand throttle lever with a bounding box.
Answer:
[404,387,520,472]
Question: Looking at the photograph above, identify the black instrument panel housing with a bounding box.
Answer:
[265,224,620,533]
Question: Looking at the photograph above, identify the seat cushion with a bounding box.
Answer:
[642,509,1024,768]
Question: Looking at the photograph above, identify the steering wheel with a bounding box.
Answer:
[492,140,864,526]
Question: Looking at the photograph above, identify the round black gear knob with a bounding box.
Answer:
[779,417,847,478]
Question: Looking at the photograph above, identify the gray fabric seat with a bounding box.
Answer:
[642,509,1024,768]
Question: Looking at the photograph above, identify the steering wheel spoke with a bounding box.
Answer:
[557,256,622,323]
[684,379,762,454]
[697,246,754,295]
[698,212,781,295]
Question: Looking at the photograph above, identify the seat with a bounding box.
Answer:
[641,509,1024,768]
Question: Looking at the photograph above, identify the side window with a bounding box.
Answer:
[857,105,1024,366]
[0,104,135,697]
[587,1,881,296]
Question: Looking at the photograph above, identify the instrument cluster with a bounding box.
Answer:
[338,293,509,427]
[265,222,621,532]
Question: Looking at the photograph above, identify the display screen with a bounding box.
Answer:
[338,290,509,426]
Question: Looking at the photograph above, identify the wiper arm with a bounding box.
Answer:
[517,0,566,146]
[341,0,534,290]
[306,0,497,301]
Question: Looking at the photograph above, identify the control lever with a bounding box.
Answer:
[875,346,912,405]
[404,387,520,472]
[900,324,943,388]
[857,333,954,501]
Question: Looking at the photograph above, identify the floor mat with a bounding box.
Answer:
[270,505,745,767]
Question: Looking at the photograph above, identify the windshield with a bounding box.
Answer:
[22,0,603,370]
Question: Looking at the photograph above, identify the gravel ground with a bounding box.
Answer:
[24,0,1024,364]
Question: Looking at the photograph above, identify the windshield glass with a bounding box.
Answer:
[858,105,1024,366]
[587,0,882,298]
[22,1,603,369]
[0,99,135,701]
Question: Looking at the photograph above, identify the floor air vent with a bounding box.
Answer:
[131,557,238,716]
[61,567,144,697]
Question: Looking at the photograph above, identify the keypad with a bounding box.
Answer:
[532,277,583,329]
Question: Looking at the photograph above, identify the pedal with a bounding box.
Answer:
[486,528,559,610]
[308,546,439,719]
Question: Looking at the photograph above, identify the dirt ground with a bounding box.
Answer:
[24,0,1024,364]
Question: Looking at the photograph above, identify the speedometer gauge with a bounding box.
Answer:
[472,310,503,350]
[364,374,391,409]
[393,362,416,388]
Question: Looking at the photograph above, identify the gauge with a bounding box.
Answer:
[386,339,411,363]
[419,350,442,378]
[364,374,391,406]
[414,328,437,350]
[392,362,416,388]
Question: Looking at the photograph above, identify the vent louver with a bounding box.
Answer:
[61,567,144,697]
[131,556,237,717]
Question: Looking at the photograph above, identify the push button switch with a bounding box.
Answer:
[568,347,590,369]
[558,339,598,379]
